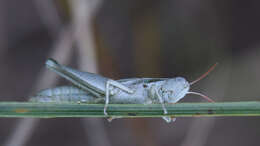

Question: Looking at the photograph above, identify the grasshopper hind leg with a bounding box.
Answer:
[104,79,134,116]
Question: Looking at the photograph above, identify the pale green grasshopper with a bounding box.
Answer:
[30,59,216,122]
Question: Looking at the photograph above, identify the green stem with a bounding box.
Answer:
[0,101,260,118]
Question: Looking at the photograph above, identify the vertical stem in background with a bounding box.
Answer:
[69,0,111,146]
[4,27,74,146]
[70,0,101,72]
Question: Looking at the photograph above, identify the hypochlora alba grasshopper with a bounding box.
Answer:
[30,59,216,123]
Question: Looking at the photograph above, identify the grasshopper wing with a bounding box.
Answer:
[46,59,108,97]
[46,59,133,98]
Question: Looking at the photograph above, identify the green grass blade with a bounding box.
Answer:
[0,101,260,118]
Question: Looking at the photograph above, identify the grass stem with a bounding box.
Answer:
[0,101,260,118]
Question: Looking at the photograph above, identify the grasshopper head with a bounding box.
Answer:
[158,77,190,103]
[158,63,218,103]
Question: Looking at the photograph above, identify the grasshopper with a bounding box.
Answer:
[30,59,216,122]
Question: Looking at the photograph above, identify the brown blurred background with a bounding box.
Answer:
[0,0,260,146]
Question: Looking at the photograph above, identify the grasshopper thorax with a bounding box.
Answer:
[158,77,190,103]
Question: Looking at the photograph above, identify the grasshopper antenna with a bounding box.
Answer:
[190,63,218,85]
[187,92,214,102]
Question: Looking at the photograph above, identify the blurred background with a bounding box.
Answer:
[0,0,260,146]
